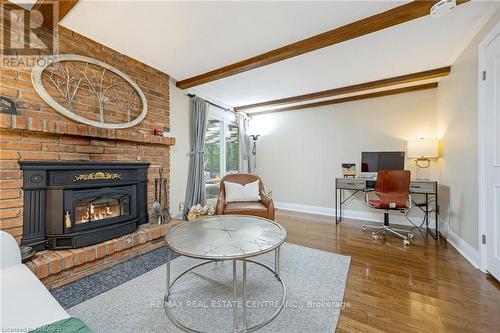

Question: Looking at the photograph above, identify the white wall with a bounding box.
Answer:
[169,80,190,218]
[251,89,438,221]
[436,8,500,251]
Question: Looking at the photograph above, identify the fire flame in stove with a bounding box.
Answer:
[78,203,119,223]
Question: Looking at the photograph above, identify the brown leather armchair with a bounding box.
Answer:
[215,174,275,220]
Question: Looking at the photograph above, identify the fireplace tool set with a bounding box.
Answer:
[152,168,171,224]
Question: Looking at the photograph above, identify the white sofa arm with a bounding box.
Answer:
[0,230,21,269]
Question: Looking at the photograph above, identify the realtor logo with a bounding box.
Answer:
[1,2,59,56]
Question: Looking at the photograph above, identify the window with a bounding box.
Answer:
[205,118,222,181]
[204,105,239,199]
[225,121,239,174]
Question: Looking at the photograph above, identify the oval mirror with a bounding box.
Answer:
[31,54,148,129]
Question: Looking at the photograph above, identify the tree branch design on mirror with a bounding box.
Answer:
[32,55,148,129]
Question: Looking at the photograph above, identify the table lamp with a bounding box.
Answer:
[407,138,439,180]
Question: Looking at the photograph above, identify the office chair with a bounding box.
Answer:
[362,170,413,246]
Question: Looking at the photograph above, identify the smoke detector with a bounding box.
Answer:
[430,0,456,18]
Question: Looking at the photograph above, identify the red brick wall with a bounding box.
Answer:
[0,7,173,243]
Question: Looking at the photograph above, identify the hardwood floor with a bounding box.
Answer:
[274,210,500,333]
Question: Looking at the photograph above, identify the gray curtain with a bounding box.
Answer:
[237,113,252,173]
[183,96,208,219]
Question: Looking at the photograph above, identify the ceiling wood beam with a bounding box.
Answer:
[236,66,450,111]
[176,1,468,89]
[32,0,79,29]
[250,82,438,116]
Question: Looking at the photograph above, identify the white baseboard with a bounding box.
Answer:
[440,223,480,269]
[275,202,481,269]
[274,201,420,227]
[274,202,334,217]
[170,211,184,220]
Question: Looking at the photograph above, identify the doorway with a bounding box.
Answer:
[478,22,500,281]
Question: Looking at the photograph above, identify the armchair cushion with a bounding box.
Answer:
[224,202,268,215]
[224,180,261,202]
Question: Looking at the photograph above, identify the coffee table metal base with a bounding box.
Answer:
[164,248,286,333]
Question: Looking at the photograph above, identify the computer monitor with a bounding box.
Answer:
[361,151,405,177]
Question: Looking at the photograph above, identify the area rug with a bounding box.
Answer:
[68,243,350,333]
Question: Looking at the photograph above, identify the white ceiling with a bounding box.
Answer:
[61,0,498,108]
[9,0,36,10]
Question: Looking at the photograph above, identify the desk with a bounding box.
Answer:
[335,178,439,239]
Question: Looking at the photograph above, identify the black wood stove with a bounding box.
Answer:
[20,161,149,251]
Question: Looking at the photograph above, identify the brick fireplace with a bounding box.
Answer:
[0,4,181,288]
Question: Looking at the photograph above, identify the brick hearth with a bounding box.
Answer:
[25,220,182,289]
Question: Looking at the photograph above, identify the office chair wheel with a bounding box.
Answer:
[407,233,414,239]
[362,227,368,232]
[372,234,379,240]
[403,239,410,246]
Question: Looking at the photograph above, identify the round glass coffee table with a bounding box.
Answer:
[164,215,287,333]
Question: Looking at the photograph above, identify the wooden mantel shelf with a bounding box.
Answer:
[0,114,176,146]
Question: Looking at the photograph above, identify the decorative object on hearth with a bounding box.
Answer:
[31,54,148,129]
[0,96,17,115]
[152,179,161,221]
[187,204,215,221]
[151,168,171,224]
[160,181,171,224]
[158,168,171,224]
[341,163,356,178]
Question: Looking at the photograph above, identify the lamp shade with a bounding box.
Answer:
[407,138,439,158]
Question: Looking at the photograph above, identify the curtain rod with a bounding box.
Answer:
[187,93,233,112]
[187,94,251,118]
